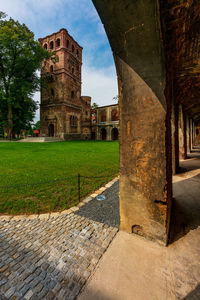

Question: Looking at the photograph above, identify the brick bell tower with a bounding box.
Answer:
[39,28,91,140]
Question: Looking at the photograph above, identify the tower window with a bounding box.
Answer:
[44,44,47,49]
[72,45,74,53]
[71,91,75,99]
[50,65,54,72]
[70,116,78,127]
[50,41,54,50]
[72,68,74,74]
[66,39,69,48]
[51,88,54,97]
[76,65,79,71]
[76,49,79,57]
[56,38,60,47]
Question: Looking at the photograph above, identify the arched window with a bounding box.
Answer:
[50,41,54,50]
[71,91,75,99]
[66,39,69,48]
[72,67,74,74]
[56,38,60,47]
[111,108,119,121]
[72,45,75,53]
[50,65,53,72]
[44,44,47,49]
[76,49,79,57]
[76,65,79,71]
[101,110,106,122]
[51,88,54,97]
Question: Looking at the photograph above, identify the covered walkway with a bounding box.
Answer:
[79,147,200,300]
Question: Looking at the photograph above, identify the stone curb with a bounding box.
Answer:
[0,175,119,222]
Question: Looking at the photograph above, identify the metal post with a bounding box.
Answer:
[78,174,81,202]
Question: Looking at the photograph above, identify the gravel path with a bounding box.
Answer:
[75,181,120,228]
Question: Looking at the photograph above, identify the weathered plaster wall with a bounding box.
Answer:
[92,0,170,244]
[179,105,184,159]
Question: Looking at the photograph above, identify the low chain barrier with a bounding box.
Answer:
[0,173,118,214]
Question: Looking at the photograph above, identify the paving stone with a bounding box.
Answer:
[70,206,79,212]
[4,286,15,298]
[21,285,30,297]
[82,196,93,203]
[33,283,43,294]
[44,290,55,300]
[77,202,85,208]
[24,289,34,300]
[38,214,50,220]
[0,265,8,273]
[60,209,72,215]
[90,193,98,198]
[38,287,48,298]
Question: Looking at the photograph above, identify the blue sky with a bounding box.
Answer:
[0,0,118,121]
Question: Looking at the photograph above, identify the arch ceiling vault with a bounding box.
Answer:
[92,0,200,245]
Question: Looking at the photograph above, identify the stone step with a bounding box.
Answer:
[18,137,63,143]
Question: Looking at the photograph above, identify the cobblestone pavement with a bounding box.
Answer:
[76,181,119,228]
[0,182,119,300]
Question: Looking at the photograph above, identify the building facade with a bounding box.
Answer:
[39,29,91,140]
[91,104,119,140]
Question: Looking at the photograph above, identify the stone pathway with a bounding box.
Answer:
[0,181,119,300]
[76,181,119,228]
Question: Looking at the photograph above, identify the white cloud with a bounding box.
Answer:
[82,65,118,106]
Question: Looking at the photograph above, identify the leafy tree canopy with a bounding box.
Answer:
[0,12,54,138]
[33,121,40,131]
[91,102,99,110]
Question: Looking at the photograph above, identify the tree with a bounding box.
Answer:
[0,12,53,138]
[91,102,99,109]
[33,121,40,131]
[112,95,119,103]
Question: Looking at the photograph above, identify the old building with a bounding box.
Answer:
[91,104,119,140]
[39,29,91,140]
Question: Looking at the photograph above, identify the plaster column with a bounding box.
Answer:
[171,96,176,175]
[107,127,111,141]
[174,101,180,173]
[179,105,184,159]
[183,112,187,159]
[186,116,190,154]
[92,0,172,245]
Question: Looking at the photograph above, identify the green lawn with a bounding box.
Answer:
[0,141,119,215]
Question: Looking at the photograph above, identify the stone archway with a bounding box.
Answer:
[101,128,107,140]
[48,124,54,137]
[111,128,119,140]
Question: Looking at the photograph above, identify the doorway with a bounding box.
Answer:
[101,128,107,140]
[48,124,54,137]
[111,128,119,140]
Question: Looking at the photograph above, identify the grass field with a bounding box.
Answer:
[0,141,119,215]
